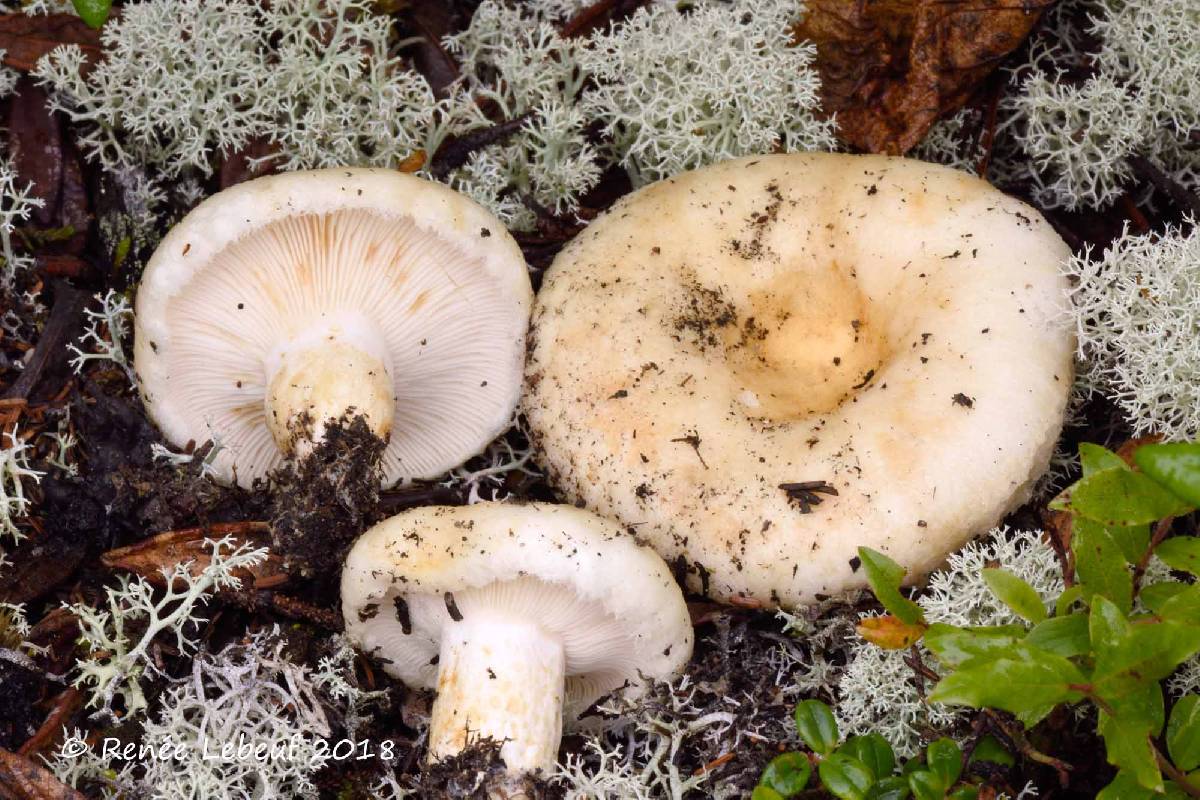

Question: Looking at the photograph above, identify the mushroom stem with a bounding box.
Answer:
[428,613,565,773]
[264,319,395,455]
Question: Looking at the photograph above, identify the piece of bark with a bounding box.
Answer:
[5,80,62,227]
[0,14,102,75]
[101,522,287,590]
[0,747,86,800]
[797,0,1053,154]
[2,282,86,404]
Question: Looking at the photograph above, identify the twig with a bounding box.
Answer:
[1158,746,1200,798]
[983,710,1072,787]
[1129,155,1200,220]
[1133,517,1174,596]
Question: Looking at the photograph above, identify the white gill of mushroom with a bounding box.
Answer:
[262,314,395,455]
[427,609,565,772]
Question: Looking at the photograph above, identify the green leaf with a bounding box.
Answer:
[1158,585,1200,625]
[1097,771,1162,800]
[1073,519,1134,613]
[1168,695,1200,771]
[923,624,1026,669]
[928,645,1086,725]
[1055,585,1084,617]
[818,754,874,800]
[71,0,112,28]
[1142,581,1189,614]
[858,547,924,625]
[947,788,979,800]
[1157,538,1200,576]
[794,700,839,755]
[841,734,895,781]
[759,752,812,798]
[1069,467,1192,526]
[968,735,1014,767]
[981,568,1046,623]
[1098,682,1164,792]
[1089,595,1132,651]
[906,770,944,800]
[1081,443,1128,476]
[865,776,911,800]
[1134,442,1200,508]
[1025,614,1090,658]
[752,787,786,800]
[1092,620,1200,700]
[926,738,962,789]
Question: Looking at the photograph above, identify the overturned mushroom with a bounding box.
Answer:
[525,153,1074,608]
[134,168,531,488]
[340,503,692,773]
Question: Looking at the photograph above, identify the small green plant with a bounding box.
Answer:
[753,697,1010,799]
[72,0,111,28]
[852,440,1200,798]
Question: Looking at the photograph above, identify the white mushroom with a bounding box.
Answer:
[340,502,693,773]
[525,153,1074,609]
[134,168,531,488]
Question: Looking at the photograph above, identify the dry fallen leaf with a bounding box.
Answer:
[0,747,86,800]
[796,0,1053,154]
[101,522,289,590]
[856,613,927,649]
[0,14,103,75]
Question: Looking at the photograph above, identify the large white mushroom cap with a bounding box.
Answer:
[134,168,531,488]
[525,153,1075,609]
[341,502,692,772]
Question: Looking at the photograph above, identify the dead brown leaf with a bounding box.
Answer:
[796,0,1053,154]
[0,14,102,75]
[856,614,927,649]
[101,522,288,590]
[1116,434,1163,466]
[0,747,86,800]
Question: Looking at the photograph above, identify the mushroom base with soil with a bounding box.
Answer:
[264,315,396,456]
[429,612,565,772]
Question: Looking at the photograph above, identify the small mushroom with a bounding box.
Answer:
[525,153,1075,608]
[340,502,693,773]
[134,168,531,488]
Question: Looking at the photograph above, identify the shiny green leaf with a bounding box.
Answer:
[926,738,962,789]
[1142,581,1189,615]
[865,776,911,800]
[818,754,874,800]
[1081,443,1129,476]
[72,0,112,28]
[841,734,895,781]
[1168,695,1200,771]
[929,646,1086,725]
[982,568,1046,623]
[968,735,1014,767]
[858,547,924,625]
[794,700,839,755]
[1069,467,1192,526]
[1157,538,1200,576]
[1134,442,1200,508]
[1026,614,1090,658]
[906,770,944,800]
[759,752,811,798]
[923,624,1026,668]
[1074,519,1133,613]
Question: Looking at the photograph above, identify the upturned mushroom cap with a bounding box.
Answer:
[525,153,1074,609]
[341,502,692,770]
[134,168,531,488]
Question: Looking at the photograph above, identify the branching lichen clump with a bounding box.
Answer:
[835,528,1063,756]
[579,0,838,187]
[32,0,462,177]
[33,0,836,231]
[68,536,269,720]
[1064,224,1200,441]
[1011,0,1200,210]
[52,628,390,799]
